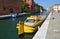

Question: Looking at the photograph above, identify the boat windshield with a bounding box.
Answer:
[26,19,35,23]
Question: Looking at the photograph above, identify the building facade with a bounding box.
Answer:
[0,0,22,15]
[34,3,40,13]
[0,0,4,15]
[53,5,58,12]
[40,6,43,13]
[52,4,60,12]
[46,7,53,12]
[46,4,60,12]
[25,0,35,13]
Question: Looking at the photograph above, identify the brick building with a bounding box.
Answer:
[25,0,43,13]
[25,0,35,13]
[0,0,22,15]
[0,0,4,15]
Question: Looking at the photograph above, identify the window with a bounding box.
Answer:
[3,7,6,11]
[26,19,35,23]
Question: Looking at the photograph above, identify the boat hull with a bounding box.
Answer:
[24,25,38,33]
[16,23,24,35]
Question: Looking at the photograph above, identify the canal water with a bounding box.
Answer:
[0,11,50,39]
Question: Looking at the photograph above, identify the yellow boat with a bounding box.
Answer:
[16,22,24,35]
[16,15,46,35]
[24,15,46,33]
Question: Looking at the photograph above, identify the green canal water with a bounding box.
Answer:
[0,12,50,39]
[0,16,27,39]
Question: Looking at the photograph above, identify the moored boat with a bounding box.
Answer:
[24,15,46,33]
[16,22,24,35]
[16,15,47,35]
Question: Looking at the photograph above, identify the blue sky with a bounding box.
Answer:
[34,0,60,9]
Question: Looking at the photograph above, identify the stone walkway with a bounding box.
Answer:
[33,12,60,39]
[33,12,52,39]
[46,12,60,39]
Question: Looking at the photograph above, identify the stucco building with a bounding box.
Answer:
[47,4,60,12]
[53,4,60,12]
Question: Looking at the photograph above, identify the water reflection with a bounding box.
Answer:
[19,32,36,39]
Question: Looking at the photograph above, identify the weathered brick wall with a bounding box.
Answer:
[0,0,22,15]
[25,0,35,13]
[0,0,4,15]
[13,0,22,13]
